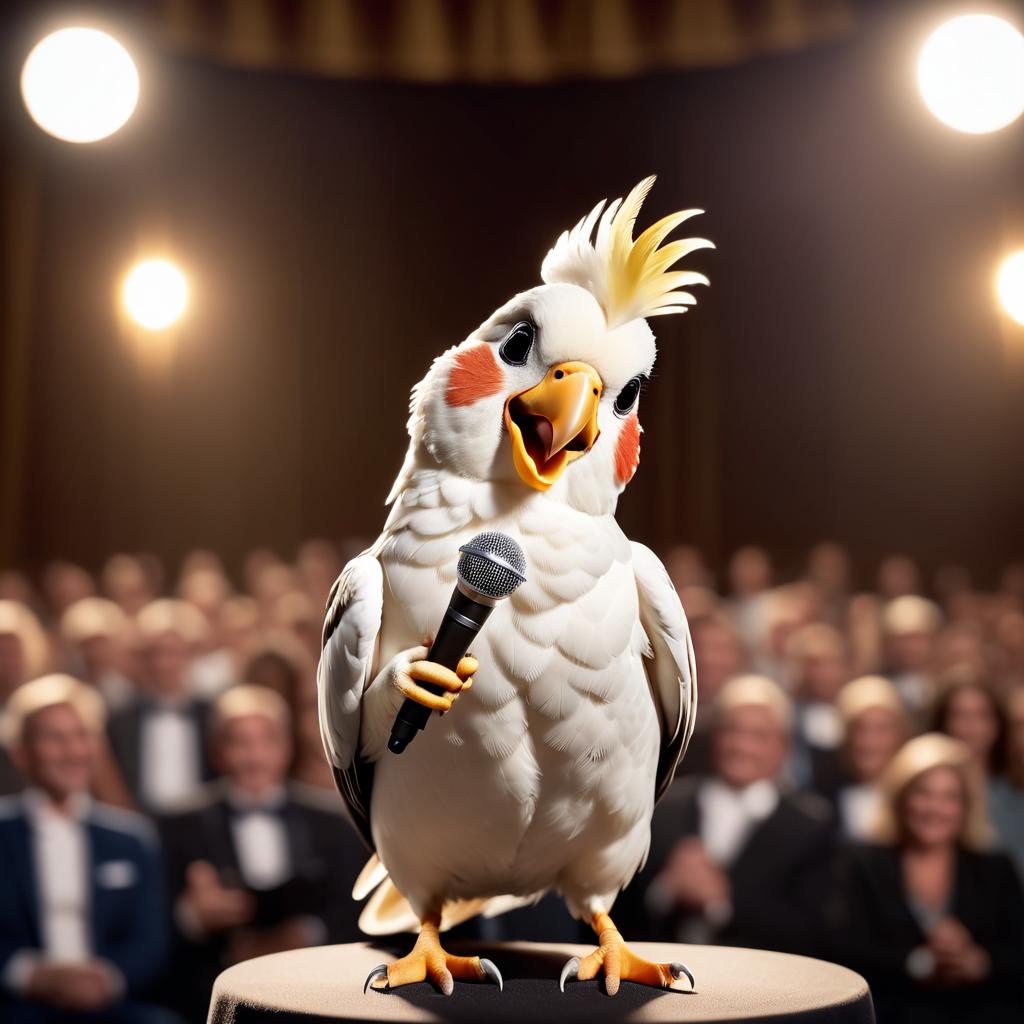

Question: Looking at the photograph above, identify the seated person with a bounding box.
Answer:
[930,666,1007,780]
[0,675,173,1023]
[107,600,214,813]
[785,623,850,796]
[832,675,909,839]
[159,684,366,1020]
[834,733,1024,1024]
[617,675,835,955]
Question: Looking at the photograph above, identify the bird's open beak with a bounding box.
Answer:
[504,362,602,491]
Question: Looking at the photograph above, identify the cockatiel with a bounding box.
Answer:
[318,176,710,996]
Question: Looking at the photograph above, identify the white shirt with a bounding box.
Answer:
[838,782,883,841]
[698,777,780,868]
[802,702,843,749]
[23,788,92,963]
[227,785,291,890]
[139,701,202,811]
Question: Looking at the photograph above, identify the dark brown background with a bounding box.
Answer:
[2,1,1023,585]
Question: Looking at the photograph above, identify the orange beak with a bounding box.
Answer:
[504,362,602,491]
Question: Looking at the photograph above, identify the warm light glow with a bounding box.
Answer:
[21,27,139,143]
[917,15,1024,134]
[123,260,188,331]
[997,251,1024,326]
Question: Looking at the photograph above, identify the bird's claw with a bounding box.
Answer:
[670,962,695,991]
[364,963,389,993]
[480,957,504,991]
[559,956,580,992]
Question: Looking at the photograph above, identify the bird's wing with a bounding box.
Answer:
[631,542,698,804]
[317,553,383,851]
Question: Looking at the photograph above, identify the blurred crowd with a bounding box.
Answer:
[0,539,1022,1022]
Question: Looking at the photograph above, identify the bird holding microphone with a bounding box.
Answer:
[317,176,706,997]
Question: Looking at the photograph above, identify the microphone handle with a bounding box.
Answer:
[388,587,494,754]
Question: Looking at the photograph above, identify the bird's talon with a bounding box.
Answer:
[559,956,580,992]
[364,963,389,993]
[670,962,695,990]
[480,957,504,991]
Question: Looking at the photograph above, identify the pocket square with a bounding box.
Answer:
[97,859,137,889]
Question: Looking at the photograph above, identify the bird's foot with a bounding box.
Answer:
[392,648,478,714]
[560,911,694,996]
[364,912,502,996]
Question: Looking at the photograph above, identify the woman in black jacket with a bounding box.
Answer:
[834,733,1024,1024]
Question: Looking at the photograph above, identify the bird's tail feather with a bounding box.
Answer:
[354,854,546,935]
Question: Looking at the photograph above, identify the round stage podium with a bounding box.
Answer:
[207,940,874,1023]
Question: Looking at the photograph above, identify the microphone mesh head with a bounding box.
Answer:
[457,532,527,600]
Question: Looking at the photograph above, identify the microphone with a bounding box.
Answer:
[388,531,526,755]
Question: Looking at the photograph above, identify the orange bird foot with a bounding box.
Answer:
[560,911,694,996]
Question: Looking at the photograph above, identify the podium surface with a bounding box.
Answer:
[208,940,873,1023]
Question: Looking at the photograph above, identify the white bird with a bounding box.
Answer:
[318,176,710,996]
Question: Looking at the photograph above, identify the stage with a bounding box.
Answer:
[208,940,873,1023]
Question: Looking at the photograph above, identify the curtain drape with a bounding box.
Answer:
[153,0,855,83]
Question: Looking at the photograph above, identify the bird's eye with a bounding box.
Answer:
[498,321,535,365]
[614,376,642,416]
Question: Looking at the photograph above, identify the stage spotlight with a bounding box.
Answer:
[917,14,1024,134]
[123,260,188,331]
[997,251,1024,326]
[21,27,139,143]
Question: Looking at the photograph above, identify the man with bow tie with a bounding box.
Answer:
[618,675,836,955]
[0,674,174,1023]
[157,684,365,1019]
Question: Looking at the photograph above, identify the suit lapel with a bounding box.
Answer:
[1,813,41,944]
[729,801,788,882]
[206,798,244,886]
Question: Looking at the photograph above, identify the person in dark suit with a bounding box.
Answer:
[107,600,215,813]
[158,684,366,1020]
[833,733,1024,1024]
[617,674,835,956]
[0,674,175,1023]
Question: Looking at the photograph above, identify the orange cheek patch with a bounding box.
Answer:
[615,413,641,485]
[445,343,504,407]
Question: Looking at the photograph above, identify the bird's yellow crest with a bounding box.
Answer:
[540,175,714,329]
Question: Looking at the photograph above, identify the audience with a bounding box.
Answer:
[834,734,1024,1023]
[0,675,175,1023]
[0,538,1021,1021]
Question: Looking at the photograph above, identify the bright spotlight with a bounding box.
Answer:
[997,251,1024,326]
[123,260,188,331]
[21,27,139,143]
[917,14,1024,134]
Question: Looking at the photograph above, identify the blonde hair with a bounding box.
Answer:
[2,673,106,747]
[883,595,942,636]
[786,622,846,664]
[837,675,906,728]
[541,176,713,328]
[211,684,291,736]
[0,601,50,679]
[715,674,793,732]
[136,599,209,647]
[60,597,127,645]
[872,732,990,850]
